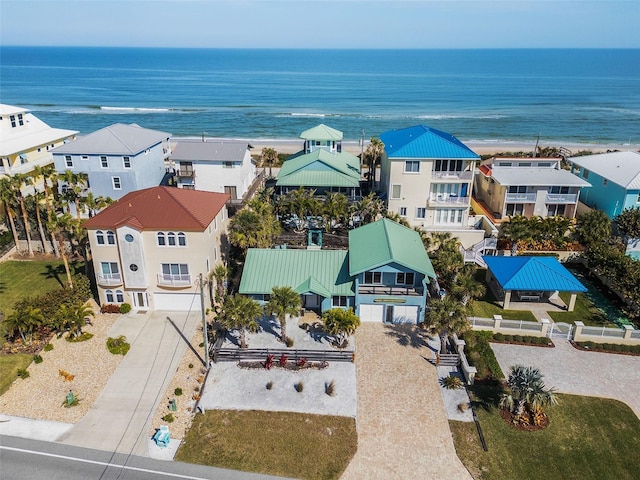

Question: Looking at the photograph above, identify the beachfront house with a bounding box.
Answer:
[52,123,172,214]
[275,124,362,200]
[239,218,436,324]
[379,125,495,251]
[83,186,229,311]
[169,140,260,208]
[568,151,640,219]
[473,157,591,222]
[0,103,77,193]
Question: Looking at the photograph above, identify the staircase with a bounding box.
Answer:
[462,237,498,268]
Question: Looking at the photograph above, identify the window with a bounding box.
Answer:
[123,156,131,168]
[112,177,121,190]
[582,169,590,179]
[167,232,176,246]
[332,296,348,307]
[399,207,407,217]
[106,230,115,245]
[434,208,465,225]
[518,162,532,167]
[498,162,512,167]
[178,232,186,246]
[105,289,114,303]
[129,264,138,272]
[65,155,73,168]
[505,203,524,216]
[101,262,119,277]
[96,230,105,245]
[637,193,640,204]
[223,161,234,169]
[508,186,527,194]
[157,232,166,246]
[538,162,552,167]
[550,186,570,194]
[101,156,108,168]
[391,184,401,199]
[547,204,566,217]
[603,179,608,186]
[161,263,189,278]
[396,272,415,285]
[404,161,420,173]
[10,115,16,128]
[82,155,88,160]
[115,290,124,303]
[416,207,426,219]
[124,234,134,243]
[17,114,24,126]
[434,159,464,172]
[364,271,382,284]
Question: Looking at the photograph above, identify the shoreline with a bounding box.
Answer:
[172,136,639,156]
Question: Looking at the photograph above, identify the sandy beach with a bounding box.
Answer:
[174,136,638,157]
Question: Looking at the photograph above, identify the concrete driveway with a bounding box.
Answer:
[58,310,202,456]
[491,339,640,418]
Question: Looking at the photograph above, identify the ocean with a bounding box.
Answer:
[1,47,639,145]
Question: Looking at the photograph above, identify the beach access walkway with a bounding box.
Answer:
[341,323,471,480]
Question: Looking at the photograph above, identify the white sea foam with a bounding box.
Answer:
[100,106,170,113]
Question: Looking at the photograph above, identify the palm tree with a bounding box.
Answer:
[499,365,558,417]
[4,305,45,344]
[261,147,278,178]
[364,137,384,189]
[424,296,470,354]
[452,270,486,306]
[351,192,383,226]
[33,164,60,257]
[83,192,113,218]
[217,294,263,348]
[0,177,21,253]
[322,307,361,348]
[55,302,95,339]
[500,215,533,255]
[58,170,88,220]
[48,213,74,288]
[12,173,34,256]
[210,263,228,304]
[322,192,349,231]
[266,286,301,344]
[574,210,612,248]
[26,183,50,254]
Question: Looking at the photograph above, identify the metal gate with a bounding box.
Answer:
[549,322,573,340]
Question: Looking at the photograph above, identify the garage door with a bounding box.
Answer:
[153,293,201,312]
[392,305,419,324]
[359,304,384,322]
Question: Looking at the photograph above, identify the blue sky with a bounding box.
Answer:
[1,0,638,49]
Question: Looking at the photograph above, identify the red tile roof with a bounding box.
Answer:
[83,186,229,231]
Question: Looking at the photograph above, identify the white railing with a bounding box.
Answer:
[97,273,122,286]
[157,273,192,286]
[546,193,578,203]
[468,316,549,337]
[427,195,471,207]
[431,170,473,180]
[505,192,537,202]
[571,322,640,345]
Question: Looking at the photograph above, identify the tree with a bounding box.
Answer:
[451,270,486,306]
[58,170,88,220]
[217,294,263,348]
[266,286,301,343]
[0,177,21,253]
[615,206,640,239]
[261,147,278,178]
[47,213,75,288]
[32,164,61,257]
[55,302,95,339]
[12,173,35,256]
[322,307,360,348]
[26,187,49,254]
[210,263,228,304]
[83,192,113,218]
[574,210,611,248]
[424,296,470,354]
[322,192,349,232]
[499,365,558,417]
[4,305,45,344]
[229,204,281,252]
[351,192,383,226]
[500,215,533,255]
[363,137,384,189]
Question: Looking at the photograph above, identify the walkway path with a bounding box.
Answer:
[58,310,201,456]
[492,339,640,418]
[341,323,471,480]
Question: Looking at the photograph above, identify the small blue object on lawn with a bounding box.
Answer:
[153,425,170,448]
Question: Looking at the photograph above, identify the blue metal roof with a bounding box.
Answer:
[379,125,479,159]
[482,256,587,292]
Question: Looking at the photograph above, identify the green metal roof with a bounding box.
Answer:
[348,219,436,278]
[239,249,353,297]
[276,149,361,188]
[299,124,344,141]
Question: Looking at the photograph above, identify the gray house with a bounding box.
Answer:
[53,123,172,212]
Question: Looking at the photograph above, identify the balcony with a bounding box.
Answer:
[157,273,192,287]
[505,192,537,203]
[97,273,122,286]
[177,168,195,181]
[546,193,578,203]
[358,285,423,296]
[431,170,473,181]
[427,195,471,207]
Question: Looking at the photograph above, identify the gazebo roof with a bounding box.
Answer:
[483,256,587,292]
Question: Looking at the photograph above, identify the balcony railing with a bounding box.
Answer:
[157,273,192,286]
[97,273,122,286]
[505,192,537,203]
[358,285,423,296]
[427,195,471,207]
[545,193,578,203]
[431,170,473,181]
[177,169,195,180]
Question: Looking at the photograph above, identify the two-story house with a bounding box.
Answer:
[379,125,488,249]
[0,104,77,192]
[474,157,591,221]
[568,151,640,219]
[52,123,172,211]
[83,186,229,311]
[239,218,436,324]
[170,140,259,207]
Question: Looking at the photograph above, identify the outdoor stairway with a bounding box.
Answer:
[462,237,498,267]
[428,353,460,366]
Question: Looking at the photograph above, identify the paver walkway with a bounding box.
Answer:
[492,339,640,418]
[341,323,471,480]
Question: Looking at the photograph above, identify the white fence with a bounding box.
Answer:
[468,315,550,337]
[573,322,640,345]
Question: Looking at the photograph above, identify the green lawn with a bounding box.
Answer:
[175,410,357,480]
[547,291,616,327]
[450,393,640,480]
[470,269,538,322]
[0,260,84,316]
[0,354,33,395]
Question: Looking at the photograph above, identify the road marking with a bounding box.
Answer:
[0,445,211,480]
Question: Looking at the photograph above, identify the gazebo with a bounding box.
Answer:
[482,256,587,311]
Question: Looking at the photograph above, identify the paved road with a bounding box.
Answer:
[341,323,472,480]
[0,435,287,480]
[57,311,202,456]
[492,338,640,418]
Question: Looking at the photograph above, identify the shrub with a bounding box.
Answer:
[458,402,469,412]
[264,354,274,370]
[294,381,304,393]
[62,392,80,407]
[44,343,54,351]
[188,363,194,369]
[285,337,294,348]
[17,369,30,379]
[100,304,121,314]
[119,303,132,314]
[66,332,93,342]
[106,336,130,355]
[513,335,523,343]
[174,387,183,396]
[194,385,200,392]
[266,380,274,390]
[279,353,288,367]
[504,334,514,342]
[161,413,175,423]
[441,375,464,390]
[33,354,43,364]
[493,333,505,341]
[296,358,307,368]
[325,380,336,396]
